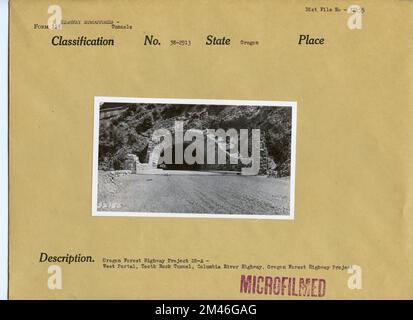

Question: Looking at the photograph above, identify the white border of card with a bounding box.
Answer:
[0,0,9,301]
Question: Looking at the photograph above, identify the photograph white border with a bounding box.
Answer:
[92,97,297,220]
[0,0,8,300]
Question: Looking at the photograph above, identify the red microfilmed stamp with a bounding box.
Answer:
[240,274,326,297]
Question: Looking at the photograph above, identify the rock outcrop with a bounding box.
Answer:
[98,103,292,177]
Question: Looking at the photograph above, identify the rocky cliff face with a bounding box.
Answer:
[99,103,292,177]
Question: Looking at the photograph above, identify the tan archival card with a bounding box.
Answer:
[8,0,413,299]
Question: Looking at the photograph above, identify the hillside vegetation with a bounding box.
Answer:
[99,103,292,177]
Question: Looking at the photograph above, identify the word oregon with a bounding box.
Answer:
[51,35,115,46]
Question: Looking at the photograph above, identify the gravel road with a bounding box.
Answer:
[98,173,290,215]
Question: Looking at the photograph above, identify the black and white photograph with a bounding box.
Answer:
[92,97,296,219]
